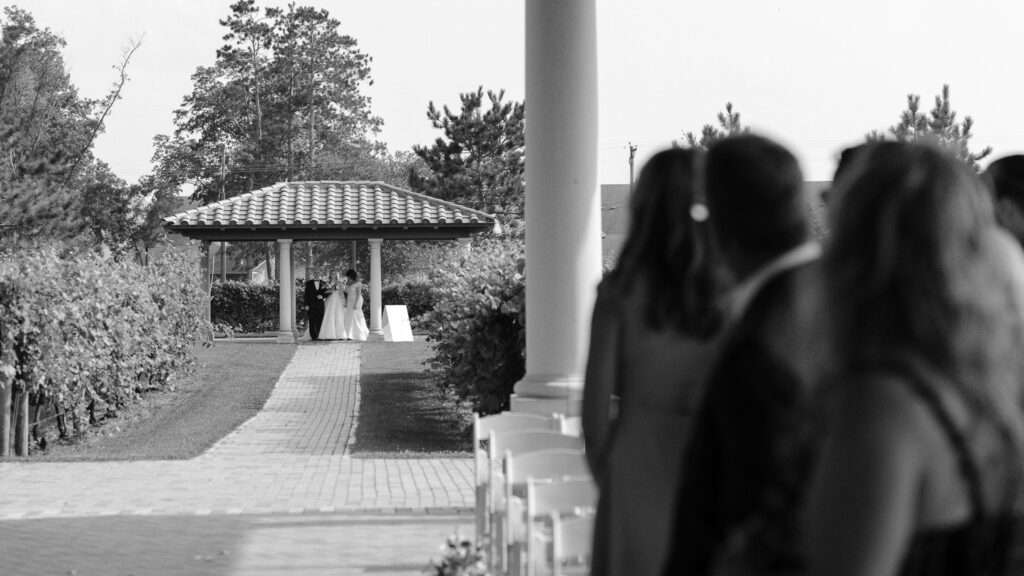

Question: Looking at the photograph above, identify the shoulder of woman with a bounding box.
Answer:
[825,374,938,452]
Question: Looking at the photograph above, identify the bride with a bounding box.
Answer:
[343,269,369,341]
[318,272,349,340]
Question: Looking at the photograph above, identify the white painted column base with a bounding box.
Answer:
[510,374,583,416]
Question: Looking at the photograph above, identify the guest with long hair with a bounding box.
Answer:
[808,142,1024,576]
[583,147,723,576]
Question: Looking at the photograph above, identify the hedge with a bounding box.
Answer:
[422,237,525,415]
[0,243,206,453]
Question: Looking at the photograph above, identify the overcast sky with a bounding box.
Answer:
[19,0,1024,185]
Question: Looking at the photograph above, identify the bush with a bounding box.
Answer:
[381,281,439,324]
[210,280,309,334]
[0,242,206,447]
[422,237,525,415]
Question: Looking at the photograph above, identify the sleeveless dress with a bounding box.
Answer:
[896,373,1024,575]
[344,282,369,341]
[588,284,721,576]
[319,290,349,340]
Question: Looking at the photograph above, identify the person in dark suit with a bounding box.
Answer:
[663,134,824,575]
[303,274,329,341]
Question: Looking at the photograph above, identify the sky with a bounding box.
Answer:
[17,0,1024,185]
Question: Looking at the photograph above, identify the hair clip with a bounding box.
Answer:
[690,203,709,222]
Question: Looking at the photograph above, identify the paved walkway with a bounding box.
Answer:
[0,342,475,575]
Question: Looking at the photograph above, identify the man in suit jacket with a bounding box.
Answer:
[304,275,329,341]
[664,134,824,575]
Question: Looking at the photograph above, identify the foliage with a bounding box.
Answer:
[0,242,205,447]
[422,236,525,415]
[0,7,140,240]
[680,102,750,150]
[867,84,992,172]
[381,281,440,323]
[210,279,307,334]
[409,87,525,220]
[156,0,390,203]
[423,533,490,576]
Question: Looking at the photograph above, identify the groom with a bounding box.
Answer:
[303,274,329,341]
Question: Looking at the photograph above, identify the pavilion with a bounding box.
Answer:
[163,181,494,343]
[167,1,602,417]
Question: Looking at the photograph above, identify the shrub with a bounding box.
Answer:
[382,281,440,324]
[0,242,205,448]
[210,280,309,334]
[422,237,525,415]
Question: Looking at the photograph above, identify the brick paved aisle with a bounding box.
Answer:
[0,341,474,576]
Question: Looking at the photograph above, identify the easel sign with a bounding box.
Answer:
[383,305,414,342]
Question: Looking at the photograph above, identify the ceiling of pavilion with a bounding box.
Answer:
[163,181,495,242]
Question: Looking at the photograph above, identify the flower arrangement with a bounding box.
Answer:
[424,533,490,576]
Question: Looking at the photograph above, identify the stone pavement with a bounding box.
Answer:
[0,341,475,575]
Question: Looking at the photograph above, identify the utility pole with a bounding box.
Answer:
[628,142,638,190]
[219,145,227,283]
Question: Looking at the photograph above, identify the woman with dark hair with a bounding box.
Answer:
[343,268,369,341]
[808,142,1024,576]
[583,147,724,576]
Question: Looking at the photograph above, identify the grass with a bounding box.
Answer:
[31,340,297,461]
[351,338,473,457]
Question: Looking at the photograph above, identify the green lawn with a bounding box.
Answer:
[27,337,471,461]
[33,340,297,461]
[351,338,473,457]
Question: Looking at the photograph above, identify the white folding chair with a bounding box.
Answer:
[553,413,582,437]
[474,413,560,557]
[550,513,595,575]
[488,431,583,572]
[520,476,598,576]
[500,449,590,574]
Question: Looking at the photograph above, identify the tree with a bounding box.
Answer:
[680,102,749,150]
[868,84,991,171]
[160,1,382,204]
[409,87,525,218]
[0,7,140,240]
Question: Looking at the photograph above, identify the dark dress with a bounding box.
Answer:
[894,372,1024,576]
[663,262,820,576]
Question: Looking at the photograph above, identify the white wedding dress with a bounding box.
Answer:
[319,290,349,340]
[344,282,370,341]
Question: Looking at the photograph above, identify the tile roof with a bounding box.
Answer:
[164,181,494,228]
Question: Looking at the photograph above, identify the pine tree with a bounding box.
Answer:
[408,87,525,219]
[868,84,992,171]
[680,102,750,150]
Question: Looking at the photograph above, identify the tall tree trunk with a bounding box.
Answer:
[13,387,28,456]
[0,382,11,456]
[265,243,275,282]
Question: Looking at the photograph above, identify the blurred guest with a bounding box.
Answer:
[985,154,1024,246]
[808,142,1024,576]
[664,134,822,575]
[583,147,724,576]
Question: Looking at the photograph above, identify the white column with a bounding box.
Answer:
[511,0,602,416]
[457,237,472,257]
[276,238,295,343]
[368,238,383,335]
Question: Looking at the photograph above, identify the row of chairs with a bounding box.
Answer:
[474,412,597,575]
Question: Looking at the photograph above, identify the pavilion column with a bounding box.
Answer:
[457,237,472,257]
[368,238,383,335]
[276,239,296,343]
[198,241,212,337]
[511,0,602,416]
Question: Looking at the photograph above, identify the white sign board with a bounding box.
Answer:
[383,305,414,342]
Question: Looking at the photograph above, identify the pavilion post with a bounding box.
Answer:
[511,0,602,416]
[368,238,383,336]
[198,240,212,336]
[457,237,472,257]
[276,239,296,343]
